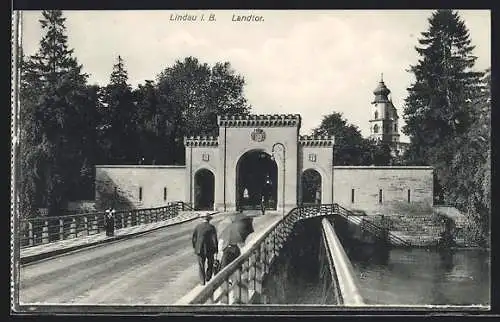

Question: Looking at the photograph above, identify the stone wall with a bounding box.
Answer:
[95,165,186,210]
[363,213,447,247]
[333,166,434,215]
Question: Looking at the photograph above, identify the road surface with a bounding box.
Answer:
[20,213,232,304]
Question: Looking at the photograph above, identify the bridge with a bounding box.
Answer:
[15,202,408,311]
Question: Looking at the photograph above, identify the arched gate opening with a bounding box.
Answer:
[236,150,278,210]
[301,169,322,205]
[194,169,215,210]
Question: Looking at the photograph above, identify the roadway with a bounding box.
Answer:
[19,210,279,305]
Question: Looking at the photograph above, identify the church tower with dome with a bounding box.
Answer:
[369,74,400,144]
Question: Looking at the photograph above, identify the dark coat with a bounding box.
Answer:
[192,221,218,256]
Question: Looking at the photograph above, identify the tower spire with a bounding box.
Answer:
[381,72,383,82]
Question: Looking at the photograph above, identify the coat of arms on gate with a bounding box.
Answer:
[251,128,266,142]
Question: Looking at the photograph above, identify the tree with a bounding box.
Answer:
[100,56,139,164]
[445,68,491,245]
[371,142,393,166]
[312,112,373,165]
[156,57,251,164]
[402,10,489,244]
[403,10,483,165]
[133,80,177,165]
[20,10,91,217]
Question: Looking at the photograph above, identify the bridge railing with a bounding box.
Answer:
[179,204,339,305]
[335,204,411,247]
[321,218,364,305]
[19,202,184,248]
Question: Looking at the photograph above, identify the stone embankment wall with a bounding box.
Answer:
[380,214,445,247]
[360,206,469,248]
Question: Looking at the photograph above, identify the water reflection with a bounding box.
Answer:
[345,242,491,305]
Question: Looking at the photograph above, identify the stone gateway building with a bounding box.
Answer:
[96,114,433,215]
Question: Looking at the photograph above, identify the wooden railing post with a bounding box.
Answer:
[70,218,76,238]
[28,222,33,246]
[93,215,98,233]
[42,221,49,244]
[240,260,249,304]
[221,280,230,304]
[249,253,255,292]
[255,246,262,294]
[84,216,89,236]
[234,268,242,304]
[121,213,124,229]
[59,218,64,240]
[262,240,268,275]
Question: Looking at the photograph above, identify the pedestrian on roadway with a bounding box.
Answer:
[260,195,266,216]
[219,213,253,269]
[192,213,218,285]
[105,208,115,237]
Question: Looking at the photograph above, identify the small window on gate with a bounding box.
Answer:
[408,189,411,203]
[139,187,143,201]
[351,189,355,203]
[379,189,383,204]
[164,187,167,201]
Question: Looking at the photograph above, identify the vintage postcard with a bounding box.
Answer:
[11,9,491,314]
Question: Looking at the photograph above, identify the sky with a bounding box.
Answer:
[20,10,491,142]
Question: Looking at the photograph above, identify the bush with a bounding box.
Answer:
[459,218,487,247]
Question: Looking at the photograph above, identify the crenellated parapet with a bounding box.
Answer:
[299,135,335,147]
[184,136,219,147]
[218,114,301,128]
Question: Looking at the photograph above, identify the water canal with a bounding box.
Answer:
[344,243,490,306]
[263,217,490,306]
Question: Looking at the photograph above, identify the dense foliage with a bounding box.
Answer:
[402,10,490,245]
[312,112,394,166]
[19,11,251,217]
[20,11,96,218]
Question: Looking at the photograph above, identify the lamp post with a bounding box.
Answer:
[271,143,286,217]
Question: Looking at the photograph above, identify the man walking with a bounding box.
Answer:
[192,213,218,285]
[105,208,115,237]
